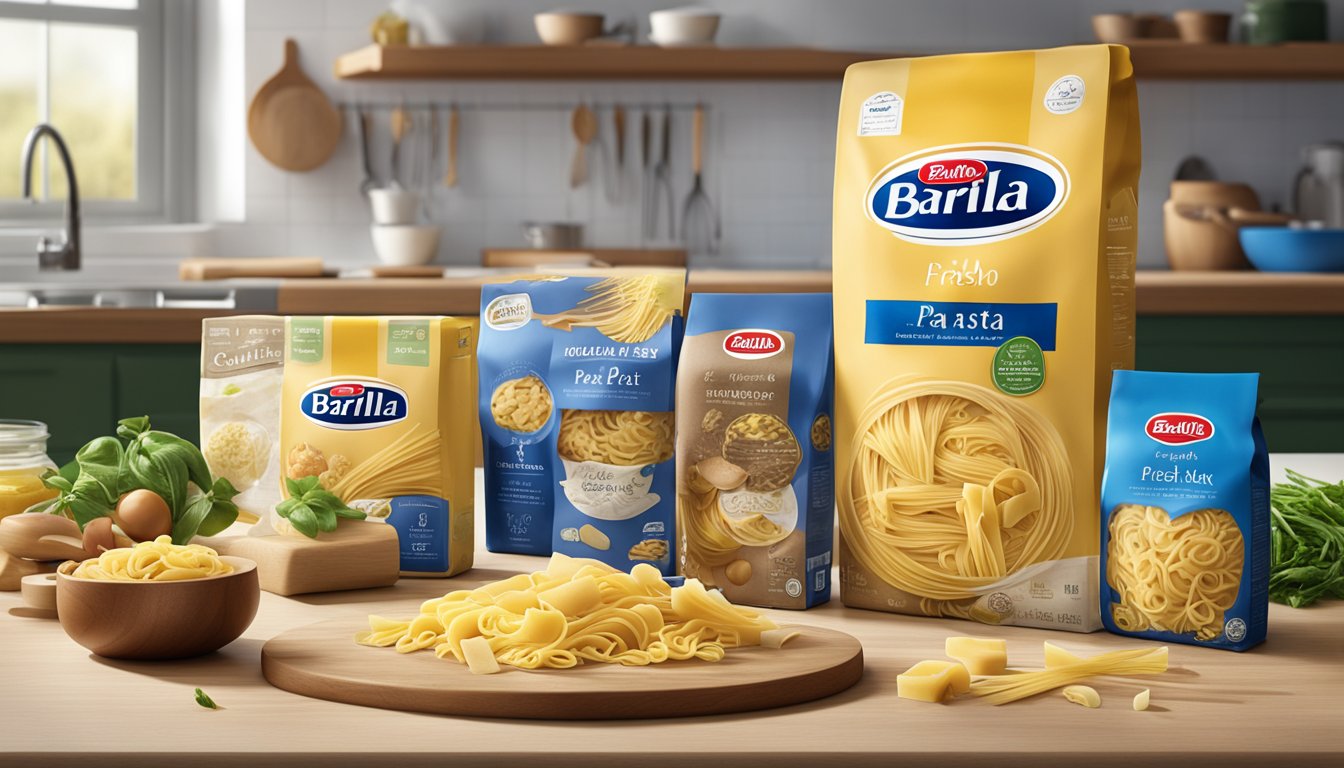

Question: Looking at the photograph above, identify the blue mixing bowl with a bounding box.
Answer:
[1239,227,1344,273]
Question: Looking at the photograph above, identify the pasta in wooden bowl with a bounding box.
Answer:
[57,537,259,659]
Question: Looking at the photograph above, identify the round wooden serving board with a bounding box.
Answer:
[262,618,863,720]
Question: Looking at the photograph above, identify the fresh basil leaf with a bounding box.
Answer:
[211,476,238,503]
[287,503,319,538]
[43,475,74,494]
[194,688,218,709]
[171,494,216,545]
[304,489,344,510]
[284,476,302,498]
[69,497,112,530]
[275,497,300,517]
[72,436,124,507]
[144,432,213,492]
[116,416,150,443]
[57,460,79,484]
[333,506,367,520]
[315,507,339,533]
[293,476,320,496]
[195,498,239,538]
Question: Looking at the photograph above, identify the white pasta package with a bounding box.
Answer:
[833,46,1141,630]
[200,316,285,521]
[676,292,835,609]
[1100,371,1269,651]
[478,269,686,574]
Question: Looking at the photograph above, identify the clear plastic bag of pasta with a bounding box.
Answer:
[1100,370,1269,651]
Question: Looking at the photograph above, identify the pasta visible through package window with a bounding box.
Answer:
[1106,505,1244,641]
[557,410,674,467]
[491,375,553,433]
[838,378,1073,618]
[628,539,669,561]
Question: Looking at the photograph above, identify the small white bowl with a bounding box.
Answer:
[649,6,720,47]
[369,187,421,226]
[535,11,605,46]
[371,224,440,266]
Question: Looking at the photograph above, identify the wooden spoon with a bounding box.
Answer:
[247,39,342,172]
[570,103,598,189]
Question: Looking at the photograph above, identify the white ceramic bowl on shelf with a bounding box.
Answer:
[371,224,440,266]
[649,6,720,47]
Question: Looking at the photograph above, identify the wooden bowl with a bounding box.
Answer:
[534,12,604,46]
[1174,10,1232,43]
[56,556,259,660]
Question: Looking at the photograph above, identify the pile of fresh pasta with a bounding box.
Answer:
[70,536,234,581]
[356,553,793,674]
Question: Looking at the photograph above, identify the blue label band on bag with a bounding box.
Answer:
[865,300,1057,349]
[386,495,451,573]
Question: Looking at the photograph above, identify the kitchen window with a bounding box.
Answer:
[0,0,192,224]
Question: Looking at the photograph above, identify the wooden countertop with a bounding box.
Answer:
[4,457,1343,768]
[3,270,1344,343]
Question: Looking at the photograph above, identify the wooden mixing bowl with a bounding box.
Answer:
[56,556,259,660]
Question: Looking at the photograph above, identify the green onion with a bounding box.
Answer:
[1270,470,1344,608]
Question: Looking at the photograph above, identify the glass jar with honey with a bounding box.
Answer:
[0,420,59,519]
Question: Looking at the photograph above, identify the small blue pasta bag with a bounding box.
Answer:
[1100,370,1269,651]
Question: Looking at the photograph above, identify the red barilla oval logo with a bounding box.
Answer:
[328,384,365,397]
[723,329,784,360]
[918,158,987,185]
[1145,412,1215,445]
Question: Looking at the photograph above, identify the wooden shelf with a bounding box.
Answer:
[335,42,1344,82]
[1128,41,1344,80]
[334,44,887,80]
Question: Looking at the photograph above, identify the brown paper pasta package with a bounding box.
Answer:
[833,46,1140,630]
[677,293,834,609]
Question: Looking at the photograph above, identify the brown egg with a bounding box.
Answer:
[114,489,173,542]
[82,516,117,557]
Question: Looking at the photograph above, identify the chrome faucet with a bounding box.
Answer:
[20,123,81,271]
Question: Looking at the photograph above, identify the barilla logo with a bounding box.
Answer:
[1145,413,1215,446]
[301,378,407,431]
[865,144,1069,246]
[723,329,784,360]
[484,293,532,331]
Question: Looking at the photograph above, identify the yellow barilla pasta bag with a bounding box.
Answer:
[833,45,1140,631]
[280,316,476,577]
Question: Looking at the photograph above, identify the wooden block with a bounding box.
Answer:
[0,550,59,592]
[202,522,399,597]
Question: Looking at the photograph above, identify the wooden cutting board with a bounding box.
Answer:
[247,39,343,172]
[263,619,863,719]
[179,257,327,280]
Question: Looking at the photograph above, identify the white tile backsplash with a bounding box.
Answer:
[214,0,1344,270]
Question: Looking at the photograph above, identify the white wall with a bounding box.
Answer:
[215,0,1344,269]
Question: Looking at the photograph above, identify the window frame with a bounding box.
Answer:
[0,0,195,225]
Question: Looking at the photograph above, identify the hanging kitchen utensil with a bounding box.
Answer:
[606,103,626,203]
[641,109,654,240]
[357,107,377,195]
[247,39,342,172]
[443,104,460,188]
[423,107,440,219]
[389,101,412,187]
[681,103,719,255]
[651,106,675,239]
[570,103,598,189]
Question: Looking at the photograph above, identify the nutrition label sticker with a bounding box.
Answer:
[858,91,903,136]
[992,336,1046,396]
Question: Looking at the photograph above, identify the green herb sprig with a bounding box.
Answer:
[35,417,239,544]
[1270,469,1344,608]
[276,476,366,539]
[194,688,218,709]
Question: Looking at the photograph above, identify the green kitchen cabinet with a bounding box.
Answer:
[0,344,199,463]
[0,315,1340,462]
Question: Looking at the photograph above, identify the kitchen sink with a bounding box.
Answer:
[0,266,280,310]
